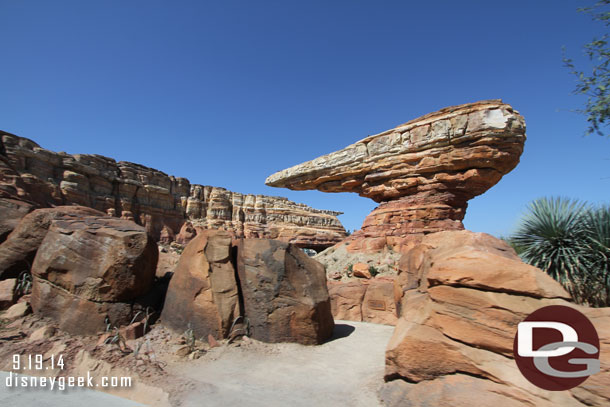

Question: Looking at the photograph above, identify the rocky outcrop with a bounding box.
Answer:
[0,198,34,243]
[0,206,104,279]
[237,239,335,345]
[0,130,346,248]
[266,100,526,252]
[382,230,610,406]
[160,230,241,340]
[328,277,397,325]
[0,278,16,310]
[162,235,335,345]
[30,214,158,335]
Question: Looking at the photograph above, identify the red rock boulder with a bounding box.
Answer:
[0,206,103,279]
[237,239,334,345]
[160,230,241,339]
[30,215,158,335]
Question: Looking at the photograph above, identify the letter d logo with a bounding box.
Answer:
[513,305,600,391]
[517,321,577,357]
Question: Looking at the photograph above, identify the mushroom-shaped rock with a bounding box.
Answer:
[266,100,526,252]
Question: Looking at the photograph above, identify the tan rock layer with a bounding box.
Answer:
[0,131,346,247]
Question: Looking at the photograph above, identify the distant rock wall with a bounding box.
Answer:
[0,131,346,248]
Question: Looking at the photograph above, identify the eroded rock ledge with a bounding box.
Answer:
[266,100,526,251]
[0,131,346,249]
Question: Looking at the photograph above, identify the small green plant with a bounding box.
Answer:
[184,323,196,353]
[369,265,379,277]
[129,306,153,334]
[346,264,353,278]
[104,327,128,352]
[132,341,143,358]
[14,270,32,297]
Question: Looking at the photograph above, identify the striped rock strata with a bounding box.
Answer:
[266,100,526,252]
[0,131,345,249]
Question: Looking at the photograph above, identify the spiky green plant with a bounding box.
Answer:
[511,197,609,306]
[14,270,32,297]
[581,205,610,304]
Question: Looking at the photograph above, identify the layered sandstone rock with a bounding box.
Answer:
[184,186,345,250]
[30,214,158,335]
[0,130,346,248]
[382,230,610,406]
[266,100,526,251]
[237,239,335,345]
[162,236,335,345]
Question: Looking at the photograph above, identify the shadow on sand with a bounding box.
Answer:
[324,323,356,343]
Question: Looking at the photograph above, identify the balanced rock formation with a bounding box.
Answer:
[30,214,158,335]
[266,100,525,252]
[381,230,610,406]
[162,235,335,345]
[0,131,346,249]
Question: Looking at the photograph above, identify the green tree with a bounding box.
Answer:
[563,0,610,137]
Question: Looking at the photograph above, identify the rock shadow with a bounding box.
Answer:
[325,323,356,343]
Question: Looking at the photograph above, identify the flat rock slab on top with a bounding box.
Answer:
[266,100,525,203]
[266,100,526,252]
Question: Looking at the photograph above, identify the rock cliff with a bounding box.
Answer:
[266,100,525,252]
[0,131,346,248]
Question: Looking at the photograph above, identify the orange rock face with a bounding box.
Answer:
[383,230,610,406]
[327,276,398,326]
[266,100,526,251]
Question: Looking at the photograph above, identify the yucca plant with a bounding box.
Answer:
[511,197,609,306]
[581,205,610,304]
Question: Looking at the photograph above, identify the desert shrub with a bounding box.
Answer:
[369,265,379,277]
[511,197,610,306]
[14,270,32,297]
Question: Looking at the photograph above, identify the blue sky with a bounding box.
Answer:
[1,0,608,236]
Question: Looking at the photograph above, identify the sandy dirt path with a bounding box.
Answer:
[168,320,395,407]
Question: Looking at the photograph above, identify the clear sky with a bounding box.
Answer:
[1,0,608,236]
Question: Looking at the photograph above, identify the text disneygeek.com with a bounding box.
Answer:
[5,371,132,391]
